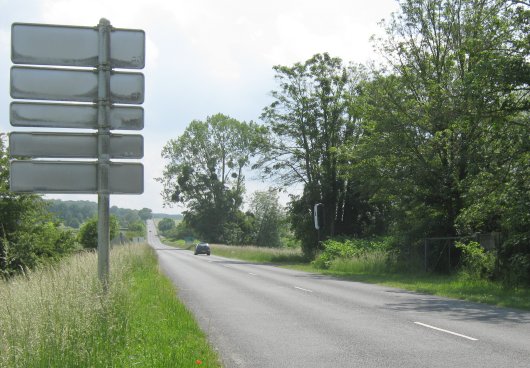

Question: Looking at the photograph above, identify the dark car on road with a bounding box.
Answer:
[194,243,211,256]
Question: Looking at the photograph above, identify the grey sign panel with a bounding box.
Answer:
[10,102,144,130]
[9,132,143,159]
[10,161,143,194]
[12,22,145,69]
[11,66,144,104]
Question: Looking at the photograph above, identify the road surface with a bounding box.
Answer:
[146,220,530,368]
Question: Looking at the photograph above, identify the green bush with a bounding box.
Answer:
[455,241,495,280]
[125,220,146,239]
[313,237,395,269]
[505,253,530,287]
[2,223,80,278]
[497,234,530,287]
[157,218,175,232]
[159,220,198,244]
[78,216,119,249]
[280,235,301,249]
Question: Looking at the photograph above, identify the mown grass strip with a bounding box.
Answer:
[0,244,221,368]
[119,246,221,367]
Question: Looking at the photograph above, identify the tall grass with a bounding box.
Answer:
[0,244,221,367]
[210,244,306,264]
[329,250,397,275]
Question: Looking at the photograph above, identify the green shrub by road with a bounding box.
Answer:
[0,244,221,368]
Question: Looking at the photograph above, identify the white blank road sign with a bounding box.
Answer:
[10,161,144,194]
[11,22,145,69]
[11,66,144,104]
[9,132,143,159]
[10,102,143,130]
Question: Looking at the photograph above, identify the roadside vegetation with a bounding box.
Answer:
[157,0,529,290]
[172,237,529,311]
[208,244,304,264]
[0,243,221,368]
[308,238,530,310]
[1,0,528,362]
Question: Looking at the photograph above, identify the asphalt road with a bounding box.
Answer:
[146,220,530,368]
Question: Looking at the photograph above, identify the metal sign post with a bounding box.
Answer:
[9,19,145,288]
[97,19,111,286]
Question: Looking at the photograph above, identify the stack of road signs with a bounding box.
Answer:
[9,21,145,194]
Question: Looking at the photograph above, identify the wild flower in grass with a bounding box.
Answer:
[196,359,203,365]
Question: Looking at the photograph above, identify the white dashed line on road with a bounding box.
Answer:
[414,322,478,341]
[294,286,313,293]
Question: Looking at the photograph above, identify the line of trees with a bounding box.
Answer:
[158,114,290,246]
[159,0,528,283]
[47,199,153,229]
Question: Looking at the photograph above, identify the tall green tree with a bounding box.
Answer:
[249,189,283,247]
[158,114,266,243]
[260,54,382,257]
[358,0,529,242]
[138,208,153,221]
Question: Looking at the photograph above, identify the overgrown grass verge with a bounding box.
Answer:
[209,244,306,264]
[287,260,530,311]
[0,244,221,368]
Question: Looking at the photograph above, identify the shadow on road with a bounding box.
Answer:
[290,273,530,324]
[383,293,530,324]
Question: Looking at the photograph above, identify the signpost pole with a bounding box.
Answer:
[97,18,111,288]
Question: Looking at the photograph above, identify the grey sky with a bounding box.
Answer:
[1,0,399,213]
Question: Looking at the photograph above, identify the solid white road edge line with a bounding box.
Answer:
[294,286,313,293]
[414,322,478,341]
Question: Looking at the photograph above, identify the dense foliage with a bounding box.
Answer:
[159,0,528,284]
[260,0,529,284]
[313,237,395,269]
[158,218,176,232]
[358,0,529,284]
[1,135,79,278]
[158,113,268,244]
[259,53,389,257]
[248,190,284,247]
[77,216,120,249]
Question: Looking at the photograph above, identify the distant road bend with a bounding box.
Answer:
[146,220,530,368]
